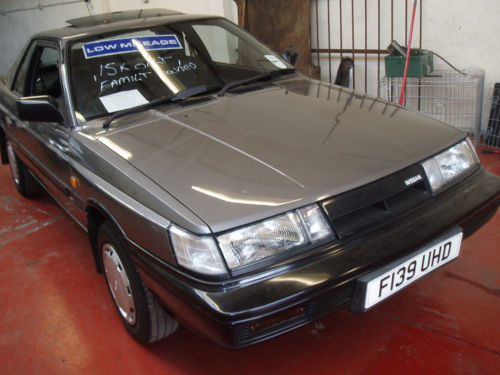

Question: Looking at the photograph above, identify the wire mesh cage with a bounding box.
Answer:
[379,70,485,143]
[481,83,500,149]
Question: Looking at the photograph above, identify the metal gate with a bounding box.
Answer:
[310,0,423,95]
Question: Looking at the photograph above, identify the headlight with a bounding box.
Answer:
[218,204,333,270]
[169,225,227,276]
[422,139,479,193]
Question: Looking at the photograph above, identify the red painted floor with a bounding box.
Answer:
[0,151,499,375]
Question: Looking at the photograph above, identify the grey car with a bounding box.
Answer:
[1,9,499,348]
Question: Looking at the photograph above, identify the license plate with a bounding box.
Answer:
[352,228,463,311]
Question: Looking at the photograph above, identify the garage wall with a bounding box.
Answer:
[0,0,237,76]
[423,0,500,128]
[312,0,500,130]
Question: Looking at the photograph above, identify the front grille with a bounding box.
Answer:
[233,283,354,345]
[322,164,430,238]
[305,283,354,318]
[234,325,251,342]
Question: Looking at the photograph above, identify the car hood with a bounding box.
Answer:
[89,77,464,233]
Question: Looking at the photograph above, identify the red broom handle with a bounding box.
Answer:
[399,0,418,105]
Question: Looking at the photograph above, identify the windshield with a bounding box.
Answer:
[68,18,291,122]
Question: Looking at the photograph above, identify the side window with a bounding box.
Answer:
[40,48,58,66]
[29,46,61,98]
[12,42,37,94]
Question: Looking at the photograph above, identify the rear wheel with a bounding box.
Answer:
[98,221,178,343]
[6,140,40,197]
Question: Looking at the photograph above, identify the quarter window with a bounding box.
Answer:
[12,42,36,94]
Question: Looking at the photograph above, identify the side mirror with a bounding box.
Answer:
[281,46,298,66]
[17,95,63,123]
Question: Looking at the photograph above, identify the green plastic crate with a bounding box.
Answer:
[384,51,434,78]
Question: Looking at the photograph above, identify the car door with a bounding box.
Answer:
[12,40,86,226]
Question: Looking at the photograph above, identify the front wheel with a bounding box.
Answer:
[98,221,178,343]
[6,140,40,197]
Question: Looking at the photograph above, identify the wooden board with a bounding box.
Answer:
[234,0,320,78]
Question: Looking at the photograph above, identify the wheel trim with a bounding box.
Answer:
[6,141,20,186]
[102,243,137,325]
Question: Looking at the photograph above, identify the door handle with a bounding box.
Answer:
[49,139,69,153]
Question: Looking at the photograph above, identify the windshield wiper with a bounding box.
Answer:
[102,85,220,129]
[217,68,296,97]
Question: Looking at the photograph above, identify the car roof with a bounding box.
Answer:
[33,8,220,42]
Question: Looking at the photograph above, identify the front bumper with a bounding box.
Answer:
[133,168,500,348]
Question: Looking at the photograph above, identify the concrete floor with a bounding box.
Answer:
[0,151,499,375]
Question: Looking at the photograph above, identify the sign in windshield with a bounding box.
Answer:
[82,35,182,59]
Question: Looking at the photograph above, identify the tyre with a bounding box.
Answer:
[6,140,40,197]
[98,221,178,343]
